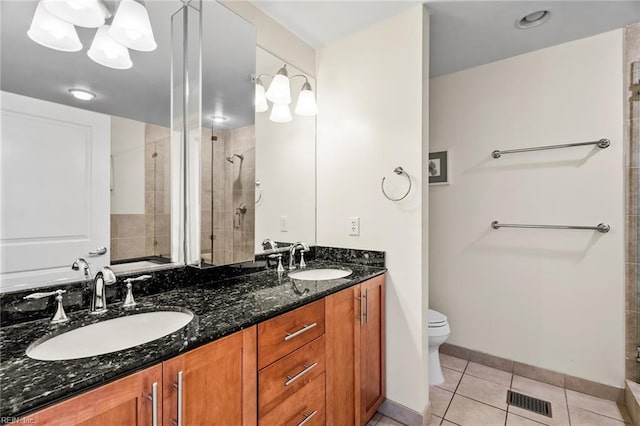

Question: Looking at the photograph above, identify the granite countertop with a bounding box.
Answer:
[0,260,385,418]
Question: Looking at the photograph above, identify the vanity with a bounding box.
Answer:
[0,249,386,425]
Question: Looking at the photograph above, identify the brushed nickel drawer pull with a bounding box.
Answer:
[297,410,318,426]
[284,322,317,341]
[147,382,158,426]
[285,362,318,386]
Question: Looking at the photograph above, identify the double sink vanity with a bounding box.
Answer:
[0,247,386,425]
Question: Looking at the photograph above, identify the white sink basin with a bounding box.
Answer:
[26,310,194,361]
[288,268,353,281]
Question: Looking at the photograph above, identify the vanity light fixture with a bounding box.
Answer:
[28,1,83,52]
[87,25,133,69]
[42,0,110,28]
[254,65,317,122]
[269,103,292,123]
[68,88,96,100]
[109,0,157,52]
[28,0,156,70]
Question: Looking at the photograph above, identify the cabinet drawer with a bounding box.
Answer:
[258,299,325,369]
[259,373,326,426]
[259,336,325,416]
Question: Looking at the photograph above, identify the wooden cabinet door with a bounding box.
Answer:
[162,327,257,426]
[23,365,162,426]
[325,285,359,426]
[359,275,385,424]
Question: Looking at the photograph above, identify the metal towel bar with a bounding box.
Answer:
[491,221,610,233]
[492,138,610,159]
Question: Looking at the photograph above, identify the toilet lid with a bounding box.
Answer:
[428,309,447,327]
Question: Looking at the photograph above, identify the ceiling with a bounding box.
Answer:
[250,0,640,77]
[1,0,256,128]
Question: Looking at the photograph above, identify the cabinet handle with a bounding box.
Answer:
[172,371,183,426]
[88,246,108,256]
[356,293,365,326]
[147,382,158,426]
[297,410,318,426]
[284,323,317,341]
[284,362,318,386]
[364,288,369,324]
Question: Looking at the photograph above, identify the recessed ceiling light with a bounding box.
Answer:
[68,88,96,101]
[516,10,551,29]
[209,115,228,123]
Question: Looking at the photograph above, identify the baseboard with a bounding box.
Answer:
[378,399,424,426]
[441,343,624,403]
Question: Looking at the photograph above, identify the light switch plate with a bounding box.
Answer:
[349,216,360,236]
[280,216,288,232]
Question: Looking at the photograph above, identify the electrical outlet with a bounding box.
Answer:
[349,216,360,236]
[280,216,289,232]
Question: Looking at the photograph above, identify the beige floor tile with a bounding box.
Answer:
[441,421,458,426]
[568,406,627,426]
[457,374,510,410]
[428,415,443,426]
[445,394,506,426]
[368,412,382,425]
[377,416,406,426]
[431,386,455,417]
[466,361,513,386]
[565,390,630,423]
[506,413,546,425]
[437,367,463,392]
[440,353,468,372]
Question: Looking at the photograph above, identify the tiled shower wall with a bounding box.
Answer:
[201,125,255,265]
[625,23,640,380]
[111,123,172,261]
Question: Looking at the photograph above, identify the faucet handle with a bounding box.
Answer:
[268,253,285,273]
[24,289,69,324]
[299,251,307,269]
[122,275,151,308]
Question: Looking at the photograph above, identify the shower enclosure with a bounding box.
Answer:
[200,124,256,266]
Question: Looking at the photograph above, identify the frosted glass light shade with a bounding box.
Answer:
[109,0,157,52]
[265,74,291,105]
[270,103,292,123]
[27,1,82,52]
[42,0,108,28]
[295,83,317,116]
[255,82,268,113]
[88,25,132,69]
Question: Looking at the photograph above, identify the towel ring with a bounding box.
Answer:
[381,166,411,201]
[255,180,262,204]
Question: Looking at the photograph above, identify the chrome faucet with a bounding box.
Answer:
[289,242,310,270]
[262,238,278,252]
[71,258,91,279]
[24,289,69,324]
[122,275,152,308]
[90,267,117,314]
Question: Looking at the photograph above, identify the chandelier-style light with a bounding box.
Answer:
[27,0,156,70]
[255,65,317,123]
[28,1,83,52]
[42,0,109,28]
[87,25,132,69]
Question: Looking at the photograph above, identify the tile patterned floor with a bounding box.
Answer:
[368,353,632,426]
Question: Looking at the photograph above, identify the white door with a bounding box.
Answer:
[0,91,110,291]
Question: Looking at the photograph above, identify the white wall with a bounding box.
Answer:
[111,116,145,215]
[317,5,429,413]
[254,48,316,252]
[221,0,315,76]
[429,30,625,387]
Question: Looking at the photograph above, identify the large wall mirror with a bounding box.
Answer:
[0,0,256,290]
[253,48,317,255]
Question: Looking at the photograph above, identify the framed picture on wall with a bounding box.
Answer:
[428,150,450,185]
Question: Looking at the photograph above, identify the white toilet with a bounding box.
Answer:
[428,309,451,386]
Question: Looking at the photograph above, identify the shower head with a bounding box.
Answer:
[225,154,244,164]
